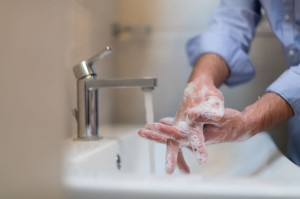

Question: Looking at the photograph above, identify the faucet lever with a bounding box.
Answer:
[73,46,113,80]
[86,46,113,66]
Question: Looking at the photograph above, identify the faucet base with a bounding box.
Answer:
[73,136,103,141]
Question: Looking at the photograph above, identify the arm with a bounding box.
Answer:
[187,0,261,86]
[189,53,229,87]
[242,93,294,135]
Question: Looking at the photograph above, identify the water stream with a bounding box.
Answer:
[143,90,155,174]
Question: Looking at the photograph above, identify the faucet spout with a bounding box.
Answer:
[86,77,157,90]
[75,77,157,140]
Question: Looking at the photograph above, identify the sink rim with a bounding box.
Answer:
[64,125,300,198]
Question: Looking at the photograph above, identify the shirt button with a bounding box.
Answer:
[285,14,290,21]
[289,49,294,56]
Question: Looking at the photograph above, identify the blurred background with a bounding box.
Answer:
[0,0,287,198]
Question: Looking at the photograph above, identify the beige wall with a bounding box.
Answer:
[0,0,117,198]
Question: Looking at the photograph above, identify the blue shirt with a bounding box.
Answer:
[186,0,300,166]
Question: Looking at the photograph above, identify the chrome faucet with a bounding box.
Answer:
[73,46,157,140]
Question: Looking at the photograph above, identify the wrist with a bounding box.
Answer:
[189,75,215,88]
[189,53,229,87]
[241,105,263,136]
[241,92,294,135]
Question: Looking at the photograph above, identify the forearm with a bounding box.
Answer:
[242,92,294,135]
[188,53,230,87]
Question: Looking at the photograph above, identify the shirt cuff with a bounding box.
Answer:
[266,65,300,115]
[186,32,255,86]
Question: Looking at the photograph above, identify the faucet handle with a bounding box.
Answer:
[73,46,113,79]
[86,46,112,66]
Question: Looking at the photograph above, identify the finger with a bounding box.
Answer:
[177,149,190,174]
[165,140,179,174]
[138,129,168,144]
[145,123,187,140]
[159,117,175,126]
[188,124,208,164]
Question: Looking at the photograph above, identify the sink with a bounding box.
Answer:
[64,125,300,199]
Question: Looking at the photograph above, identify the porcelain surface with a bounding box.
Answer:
[64,125,300,199]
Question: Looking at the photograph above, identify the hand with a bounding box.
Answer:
[176,77,225,165]
[139,108,249,144]
[139,76,225,174]
[138,108,251,172]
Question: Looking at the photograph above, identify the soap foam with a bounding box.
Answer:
[165,140,179,174]
[188,96,225,122]
[178,81,226,165]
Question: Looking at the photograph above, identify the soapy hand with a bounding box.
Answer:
[141,108,249,145]
[138,77,226,174]
[139,107,250,173]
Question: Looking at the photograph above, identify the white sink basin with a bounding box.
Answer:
[64,125,300,199]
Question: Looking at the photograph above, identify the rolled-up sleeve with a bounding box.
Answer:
[186,0,261,86]
[266,65,300,115]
